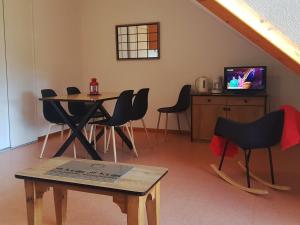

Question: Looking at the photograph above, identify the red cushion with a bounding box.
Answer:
[280,105,300,150]
[210,105,300,158]
[210,135,239,157]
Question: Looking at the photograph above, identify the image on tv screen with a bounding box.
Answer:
[225,67,265,90]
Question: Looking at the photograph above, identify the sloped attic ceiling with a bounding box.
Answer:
[197,0,300,75]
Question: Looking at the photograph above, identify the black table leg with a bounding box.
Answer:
[50,101,102,160]
[97,104,133,149]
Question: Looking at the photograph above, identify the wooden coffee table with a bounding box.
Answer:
[15,157,168,225]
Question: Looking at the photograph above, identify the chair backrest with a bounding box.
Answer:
[253,110,284,146]
[174,85,191,111]
[131,88,149,120]
[66,87,87,116]
[215,110,284,149]
[66,87,80,95]
[108,90,134,126]
[41,89,64,124]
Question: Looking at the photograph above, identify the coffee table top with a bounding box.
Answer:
[15,157,168,196]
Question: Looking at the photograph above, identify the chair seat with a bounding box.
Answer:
[215,110,284,149]
[91,111,105,118]
[158,106,181,113]
[69,116,83,125]
[46,114,82,125]
[91,118,125,127]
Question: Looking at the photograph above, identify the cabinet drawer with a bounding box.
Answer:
[227,97,265,106]
[193,96,226,105]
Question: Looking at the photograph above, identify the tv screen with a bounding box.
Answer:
[224,66,266,92]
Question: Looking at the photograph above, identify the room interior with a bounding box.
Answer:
[1,0,300,224]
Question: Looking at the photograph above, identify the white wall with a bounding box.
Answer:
[4,0,37,147]
[0,0,84,149]
[246,0,300,45]
[0,0,10,150]
[79,0,300,131]
[1,0,300,147]
[33,0,83,136]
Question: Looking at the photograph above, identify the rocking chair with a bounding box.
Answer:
[211,110,291,195]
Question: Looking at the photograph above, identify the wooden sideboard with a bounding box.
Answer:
[191,93,267,141]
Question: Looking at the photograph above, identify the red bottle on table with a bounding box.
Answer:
[89,78,99,95]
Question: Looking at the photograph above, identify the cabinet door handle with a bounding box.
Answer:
[244,99,248,103]
[227,107,231,111]
[207,99,211,102]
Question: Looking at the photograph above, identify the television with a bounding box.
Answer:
[224,66,266,93]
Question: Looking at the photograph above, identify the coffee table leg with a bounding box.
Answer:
[146,182,160,225]
[53,187,67,225]
[127,195,146,225]
[24,181,47,225]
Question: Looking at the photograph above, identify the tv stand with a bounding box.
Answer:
[222,91,267,96]
[191,93,267,141]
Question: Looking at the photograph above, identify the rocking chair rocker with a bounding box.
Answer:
[211,110,291,195]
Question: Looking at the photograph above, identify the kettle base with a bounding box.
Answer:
[211,89,222,94]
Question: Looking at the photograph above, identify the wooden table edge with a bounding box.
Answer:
[15,170,168,196]
[38,96,118,102]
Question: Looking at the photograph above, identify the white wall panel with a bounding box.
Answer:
[4,0,37,147]
[0,0,10,150]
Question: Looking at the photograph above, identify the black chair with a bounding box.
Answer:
[40,89,77,158]
[91,90,138,162]
[130,88,150,141]
[156,85,191,137]
[67,87,105,145]
[66,87,104,118]
[212,110,290,194]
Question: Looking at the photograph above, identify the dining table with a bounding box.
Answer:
[39,92,134,160]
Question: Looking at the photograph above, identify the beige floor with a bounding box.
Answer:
[1,130,300,225]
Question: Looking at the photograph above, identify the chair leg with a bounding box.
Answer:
[40,124,54,158]
[111,126,117,163]
[218,140,229,170]
[156,112,161,131]
[185,111,190,130]
[106,127,111,152]
[104,126,107,153]
[67,128,71,138]
[73,142,77,159]
[176,113,181,134]
[244,149,252,188]
[267,147,275,184]
[93,125,97,150]
[60,125,64,142]
[141,118,150,141]
[88,125,94,142]
[130,121,134,142]
[83,126,88,139]
[125,124,138,157]
[164,113,168,138]
[66,129,77,158]
[121,126,125,150]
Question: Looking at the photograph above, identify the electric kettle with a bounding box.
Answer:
[195,76,209,93]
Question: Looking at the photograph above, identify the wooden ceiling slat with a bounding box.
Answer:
[197,0,300,75]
